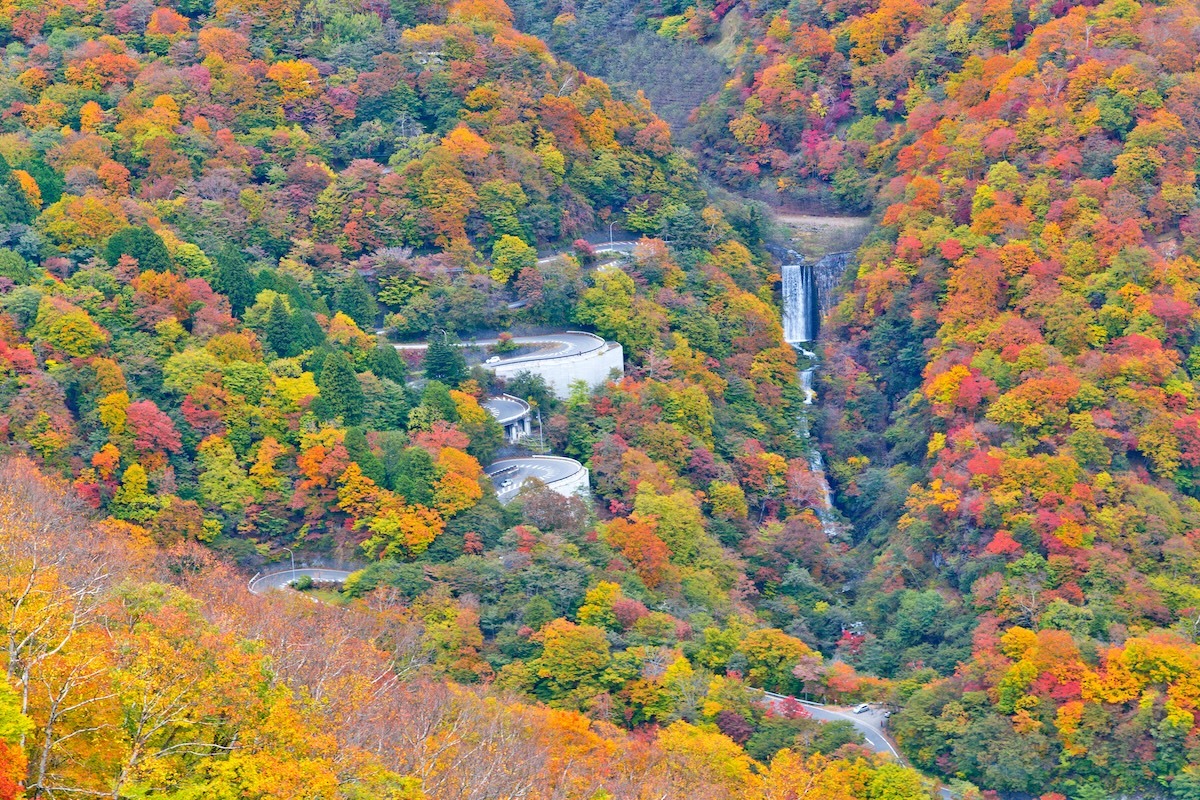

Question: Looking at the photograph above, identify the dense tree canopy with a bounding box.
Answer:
[1,0,1198,794]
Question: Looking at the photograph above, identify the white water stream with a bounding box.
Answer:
[796,358,837,538]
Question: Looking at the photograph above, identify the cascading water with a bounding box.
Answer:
[799,363,816,408]
[780,251,851,536]
[796,355,838,538]
[782,262,820,344]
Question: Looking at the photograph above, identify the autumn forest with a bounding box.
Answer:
[0,0,1198,796]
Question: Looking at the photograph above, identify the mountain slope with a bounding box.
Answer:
[816,0,1200,793]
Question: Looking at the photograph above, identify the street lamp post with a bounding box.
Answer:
[608,221,615,248]
[281,546,296,587]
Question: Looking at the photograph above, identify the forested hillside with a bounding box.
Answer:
[0,458,937,798]
[0,0,933,795]
[0,0,795,565]
[819,0,1200,790]
[2,0,1200,795]
[507,0,729,131]
[510,0,888,210]
[509,0,1200,793]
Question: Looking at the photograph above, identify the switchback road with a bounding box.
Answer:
[761,692,901,758]
[248,568,352,594]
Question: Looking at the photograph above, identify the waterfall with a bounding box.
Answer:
[795,354,838,538]
[782,251,853,344]
[800,366,816,407]
[781,251,852,535]
[782,263,820,344]
[808,445,836,537]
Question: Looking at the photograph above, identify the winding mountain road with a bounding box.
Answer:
[482,395,530,425]
[762,692,901,758]
[248,568,352,594]
[389,331,604,358]
[764,693,958,798]
[485,455,588,504]
[536,240,638,265]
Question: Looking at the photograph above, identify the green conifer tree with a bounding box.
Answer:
[214,244,256,317]
[369,345,407,383]
[19,157,61,205]
[423,332,467,386]
[336,272,378,330]
[375,380,412,430]
[344,427,386,484]
[104,225,172,273]
[266,295,297,357]
[294,309,327,351]
[391,446,436,504]
[318,351,365,424]
[0,155,35,229]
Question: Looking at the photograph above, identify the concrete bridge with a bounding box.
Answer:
[482,394,532,443]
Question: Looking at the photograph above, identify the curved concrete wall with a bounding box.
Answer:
[487,456,591,504]
[548,460,591,499]
[490,340,624,399]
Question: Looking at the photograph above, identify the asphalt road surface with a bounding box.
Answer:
[247,568,353,595]
[482,395,529,425]
[486,457,583,503]
[762,692,901,759]
[763,694,959,798]
[480,332,606,366]
[391,332,606,366]
[537,240,637,265]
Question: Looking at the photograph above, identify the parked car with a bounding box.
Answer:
[854,703,870,713]
[500,479,513,488]
[485,356,501,364]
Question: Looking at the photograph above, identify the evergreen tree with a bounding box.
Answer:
[369,345,407,383]
[294,310,327,351]
[317,351,365,424]
[424,332,467,386]
[307,347,331,379]
[254,268,279,295]
[375,379,412,430]
[19,157,62,205]
[0,155,34,229]
[104,225,172,273]
[391,446,436,504]
[336,272,378,330]
[344,427,386,484]
[214,244,256,317]
[265,296,298,358]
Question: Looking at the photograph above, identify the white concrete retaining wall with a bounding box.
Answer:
[488,455,592,504]
[549,461,591,499]
[490,341,624,399]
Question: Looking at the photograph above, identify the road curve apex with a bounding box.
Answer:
[247,567,354,595]
[485,454,586,474]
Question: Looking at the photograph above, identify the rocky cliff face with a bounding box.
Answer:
[813,251,853,319]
